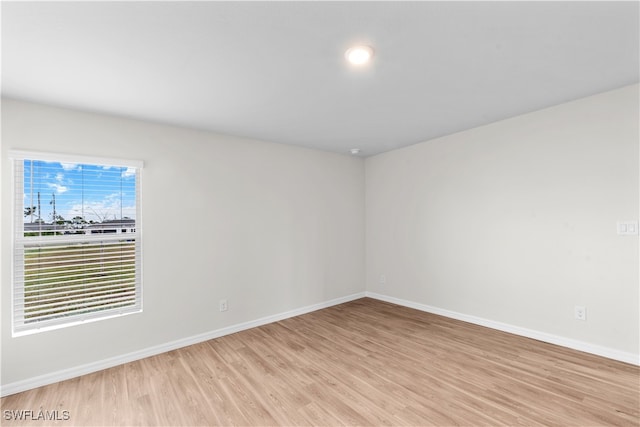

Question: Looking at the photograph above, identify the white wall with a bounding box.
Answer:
[1,99,366,388]
[2,83,638,392]
[366,84,639,358]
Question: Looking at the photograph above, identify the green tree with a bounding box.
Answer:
[24,206,37,218]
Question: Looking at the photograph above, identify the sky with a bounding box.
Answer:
[23,160,137,224]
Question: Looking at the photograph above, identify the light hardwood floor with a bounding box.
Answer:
[2,298,639,426]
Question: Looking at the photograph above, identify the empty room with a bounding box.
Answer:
[1,1,638,426]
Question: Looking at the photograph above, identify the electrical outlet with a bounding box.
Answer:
[219,299,228,312]
[574,306,586,321]
[379,275,386,285]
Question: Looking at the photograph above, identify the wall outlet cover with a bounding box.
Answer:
[617,221,639,236]
[574,306,586,321]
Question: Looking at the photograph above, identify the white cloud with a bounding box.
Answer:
[121,167,136,178]
[65,199,136,223]
[47,183,68,194]
[59,162,78,171]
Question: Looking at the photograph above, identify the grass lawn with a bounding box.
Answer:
[23,240,137,321]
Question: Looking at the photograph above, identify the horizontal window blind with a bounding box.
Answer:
[12,153,142,334]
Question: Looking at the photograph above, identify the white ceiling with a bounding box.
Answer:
[2,1,638,156]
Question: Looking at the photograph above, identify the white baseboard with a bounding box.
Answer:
[0,292,366,397]
[366,292,640,366]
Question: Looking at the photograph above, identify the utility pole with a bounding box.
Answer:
[51,193,56,229]
[30,160,34,223]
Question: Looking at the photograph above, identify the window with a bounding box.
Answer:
[11,151,143,335]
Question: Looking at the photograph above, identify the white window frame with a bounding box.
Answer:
[10,150,143,336]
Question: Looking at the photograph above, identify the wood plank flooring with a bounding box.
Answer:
[2,298,639,426]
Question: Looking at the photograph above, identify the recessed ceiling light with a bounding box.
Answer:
[345,45,374,66]
[350,148,361,155]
